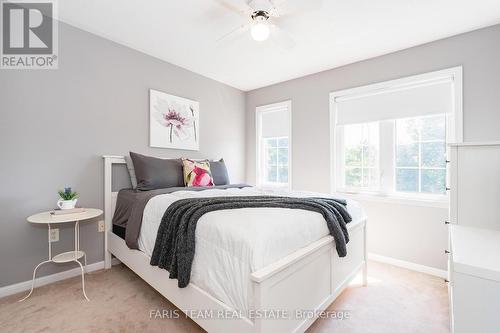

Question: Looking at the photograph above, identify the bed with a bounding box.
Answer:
[103,155,367,333]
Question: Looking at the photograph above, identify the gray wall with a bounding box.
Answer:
[246,24,500,270]
[3,21,500,288]
[0,22,246,287]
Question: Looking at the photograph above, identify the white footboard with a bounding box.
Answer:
[103,155,367,333]
[251,221,366,333]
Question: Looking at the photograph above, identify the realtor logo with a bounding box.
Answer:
[1,0,58,69]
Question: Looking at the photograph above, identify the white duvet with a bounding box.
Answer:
[137,187,366,313]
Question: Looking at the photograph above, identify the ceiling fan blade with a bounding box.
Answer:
[271,0,323,16]
[215,23,252,45]
[271,14,296,30]
[248,0,276,12]
[212,0,253,18]
[269,24,296,50]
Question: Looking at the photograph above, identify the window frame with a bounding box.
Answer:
[256,101,292,189]
[329,67,463,206]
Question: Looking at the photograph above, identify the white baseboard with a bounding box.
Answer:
[368,253,448,279]
[0,258,121,299]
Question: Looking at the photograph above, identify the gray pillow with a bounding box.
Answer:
[210,159,230,185]
[129,152,184,191]
[124,156,138,189]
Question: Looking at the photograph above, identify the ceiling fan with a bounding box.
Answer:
[214,0,323,48]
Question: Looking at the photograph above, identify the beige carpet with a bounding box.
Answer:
[0,261,449,333]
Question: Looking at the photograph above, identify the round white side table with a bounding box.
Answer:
[19,208,103,302]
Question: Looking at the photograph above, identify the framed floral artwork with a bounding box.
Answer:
[149,89,199,150]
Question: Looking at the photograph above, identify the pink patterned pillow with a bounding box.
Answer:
[182,158,214,187]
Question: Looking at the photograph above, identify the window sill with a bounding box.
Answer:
[335,191,449,208]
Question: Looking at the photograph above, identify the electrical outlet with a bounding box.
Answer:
[49,228,59,242]
[98,220,105,233]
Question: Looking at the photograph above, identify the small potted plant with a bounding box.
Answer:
[57,187,78,210]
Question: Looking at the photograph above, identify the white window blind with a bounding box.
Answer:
[335,78,454,126]
[260,105,290,138]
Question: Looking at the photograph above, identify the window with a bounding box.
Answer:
[331,67,462,202]
[343,122,379,189]
[395,115,446,194]
[256,101,291,188]
[263,137,289,184]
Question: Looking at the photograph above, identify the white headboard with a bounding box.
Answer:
[103,155,126,268]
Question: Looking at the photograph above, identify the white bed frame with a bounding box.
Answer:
[103,155,367,333]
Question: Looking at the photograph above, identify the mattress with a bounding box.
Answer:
[136,187,366,314]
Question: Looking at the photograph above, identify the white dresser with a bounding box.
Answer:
[448,142,500,333]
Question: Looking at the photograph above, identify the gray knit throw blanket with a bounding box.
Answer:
[150,196,352,288]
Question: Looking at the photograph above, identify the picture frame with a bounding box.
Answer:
[149,89,199,150]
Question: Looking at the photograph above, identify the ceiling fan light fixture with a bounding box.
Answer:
[250,10,270,42]
[251,23,270,41]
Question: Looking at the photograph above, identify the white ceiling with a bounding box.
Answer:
[59,0,500,91]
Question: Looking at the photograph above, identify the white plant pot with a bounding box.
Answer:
[57,199,77,210]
